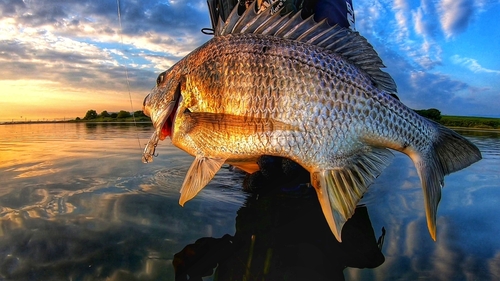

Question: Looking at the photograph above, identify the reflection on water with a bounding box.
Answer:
[0,123,246,281]
[346,129,500,281]
[174,185,385,281]
[0,123,499,280]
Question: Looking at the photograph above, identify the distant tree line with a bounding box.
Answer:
[74,108,498,128]
[414,108,442,121]
[76,110,150,122]
[79,108,444,121]
[414,108,499,129]
[439,116,500,129]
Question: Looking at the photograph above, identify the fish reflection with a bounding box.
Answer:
[173,182,385,281]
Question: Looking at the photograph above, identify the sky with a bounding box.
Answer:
[0,0,499,122]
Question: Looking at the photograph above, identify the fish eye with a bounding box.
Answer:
[156,71,166,86]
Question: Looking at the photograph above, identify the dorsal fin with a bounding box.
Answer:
[216,1,397,95]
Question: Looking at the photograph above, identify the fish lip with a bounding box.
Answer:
[153,102,175,141]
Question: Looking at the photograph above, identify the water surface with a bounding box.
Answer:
[0,123,499,280]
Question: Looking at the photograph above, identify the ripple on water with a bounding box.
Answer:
[147,164,248,205]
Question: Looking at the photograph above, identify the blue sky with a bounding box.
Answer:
[0,0,499,121]
[355,0,500,117]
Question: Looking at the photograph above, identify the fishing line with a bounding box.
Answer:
[116,0,142,151]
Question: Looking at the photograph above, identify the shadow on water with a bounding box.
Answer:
[173,184,385,281]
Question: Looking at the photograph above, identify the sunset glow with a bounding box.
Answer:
[0,80,143,121]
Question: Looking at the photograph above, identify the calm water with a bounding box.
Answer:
[0,123,499,281]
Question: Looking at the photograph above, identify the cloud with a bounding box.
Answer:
[413,0,440,38]
[392,0,411,43]
[451,55,500,74]
[409,71,467,99]
[0,0,26,16]
[0,24,143,91]
[407,0,442,70]
[0,0,213,91]
[370,45,496,115]
[357,0,443,71]
[401,69,500,116]
[353,0,500,117]
[438,0,475,38]
[354,0,391,44]
[0,0,215,120]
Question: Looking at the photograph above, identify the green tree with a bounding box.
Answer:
[110,112,118,118]
[414,108,441,121]
[426,108,441,121]
[133,110,146,117]
[117,110,132,118]
[83,110,98,120]
[100,110,111,118]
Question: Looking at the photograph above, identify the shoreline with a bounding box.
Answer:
[0,120,153,125]
[447,126,500,132]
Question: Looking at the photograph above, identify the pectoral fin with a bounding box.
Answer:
[311,148,393,242]
[179,156,227,206]
[229,162,260,174]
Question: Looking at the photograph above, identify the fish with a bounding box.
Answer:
[142,2,482,242]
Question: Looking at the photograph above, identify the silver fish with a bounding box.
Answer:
[142,3,481,241]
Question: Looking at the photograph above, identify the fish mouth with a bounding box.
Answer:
[142,94,180,163]
[157,100,179,141]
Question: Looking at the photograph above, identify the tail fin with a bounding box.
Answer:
[411,123,481,240]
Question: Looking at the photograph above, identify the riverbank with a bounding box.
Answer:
[1,116,152,125]
[439,115,500,130]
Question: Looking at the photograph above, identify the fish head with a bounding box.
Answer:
[143,69,184,141]
[142,68,186,163]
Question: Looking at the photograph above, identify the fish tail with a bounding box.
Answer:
[410,122,482,240]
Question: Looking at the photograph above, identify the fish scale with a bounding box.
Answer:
[185,31,378,181]
[142,3,481,242]
[192,37,400,176]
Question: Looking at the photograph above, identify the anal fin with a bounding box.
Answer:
[311,148,393,242]
[179,156,226,206]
